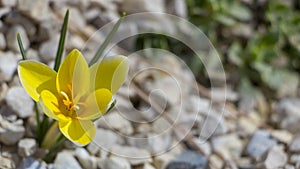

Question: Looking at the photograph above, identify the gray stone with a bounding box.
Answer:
[166,150,208,169]
[212,134,243,160]
[274,98,300,133]
[152,118,172,133]
[237,157,254,169]
[0,83,8,104]
[199,111,228,138]
[290,154,300,164]
[237,116,258,137]
[193,138,212,155]
[18,0,50,21]
[117,21,139,50]
[0,156,15,169]
[128,131,172,155]
[210,87,238,102]
[37,21,58,42]
[111,145,152,165]
[209,155,223,169]
[147,132,172,154]
[3,12,36,41]
[98,156,131,169]
[121,0,165,13]
[0,0,17,7]
[0,118,25,145]
[145,76,180,106]
[0,7,10,17]
[0,33,6,49]
[68,7,86,29]
[18,157,47,169]
[166,0,187,18]
[0,52,18,82]
[87,128,124,155]
[18,138,37,157]
[261,146,287,169]
[90,10,119,28]
[54,151,82,169]
[143,163,156,169]
[154,154,176,169]
[26,48,40,61]
[246,130,277,159]
[271,130,293,144]
[6,25,30,52]
[39,35,60,62]
[99,113,133,135]
[75,148,97,169]
[68,35,85,51]
[5,87,34,118]
[90,0,117,11]
[285,164,296,169]
[183,96,210,114]
[290,135,300,153]
[83,8,100,21]
[137,123,151,134]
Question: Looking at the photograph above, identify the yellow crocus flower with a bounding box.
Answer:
[18,49,129,145]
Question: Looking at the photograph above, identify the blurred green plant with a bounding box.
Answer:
[136,0,300,99]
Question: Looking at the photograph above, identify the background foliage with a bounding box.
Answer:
[136,0,300,100]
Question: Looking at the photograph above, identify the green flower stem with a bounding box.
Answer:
[34,102,41,144]
[89,14,125,66]
[44,134,66,163]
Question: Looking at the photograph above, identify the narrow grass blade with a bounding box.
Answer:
[44,134,66,162]
[89,15,125,66]
[39,116,49,144]
[54,9,69,72]
[34,102,42,144]
[17,33,27,60]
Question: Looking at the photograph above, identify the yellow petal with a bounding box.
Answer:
[18,61,56,101]
[40,90,71,121]
[58,119,96,146]
[77,88,112,120]
[56,49,89,101]
[90,55,129,94]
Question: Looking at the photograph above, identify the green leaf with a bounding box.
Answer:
[228,2,251,21]
[254,62,299,97]
[228,42,243,66]
[54,9,69,72]
[89,15,125,66]
[214,13,236,26]
[289,33,300,52]
[17,33,27,60]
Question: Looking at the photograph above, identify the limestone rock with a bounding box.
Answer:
[0,52,18,82]
[246,130,277,159]
[5,87,34,118]
[18,138,37,157]
[6,25,29,52]
[54,151,82,169]
[0,118,25,145]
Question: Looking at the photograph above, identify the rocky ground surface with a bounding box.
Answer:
[0,0,299,169]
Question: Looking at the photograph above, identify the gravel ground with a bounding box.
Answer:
[0,1,299,169]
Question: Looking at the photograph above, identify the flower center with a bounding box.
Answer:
[60,91,79,117]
